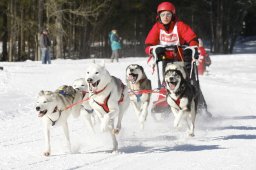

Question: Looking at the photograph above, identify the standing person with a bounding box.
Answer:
[197,38,211,75]
[40,29,51,64]
[145,1,211,116]
[109,29,122,62]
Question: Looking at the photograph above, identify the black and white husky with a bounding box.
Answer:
[164,63,197,136]
[85,63,130,152]
[126,64,152,129]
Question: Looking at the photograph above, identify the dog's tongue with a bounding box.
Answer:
[128,75,136,82]
[38,112,44,117]
[170,83,176,90]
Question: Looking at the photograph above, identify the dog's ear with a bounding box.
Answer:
[39,90,44,96]
[99,60,105,67]
[139,65,145,74]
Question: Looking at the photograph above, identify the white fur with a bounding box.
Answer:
[85,63,130,152]
[36,89,83,156]
[72,78,97,132]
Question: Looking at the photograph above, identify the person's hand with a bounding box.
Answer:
[155,47,165,60]
[194,48,199,59]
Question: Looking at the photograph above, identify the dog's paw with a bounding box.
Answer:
[174,119,179,128]
[43,151,50,156]
[140,123,145,130]
[188,133,195,137]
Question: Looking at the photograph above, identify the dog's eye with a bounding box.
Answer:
[81,85,85,86]
[87,72,89,74]
[95,72,99,74]
[43,101,47,103]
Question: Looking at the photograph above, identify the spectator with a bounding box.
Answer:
[197,38,211,75]
[109,29,122,62]
[40,29,51,64]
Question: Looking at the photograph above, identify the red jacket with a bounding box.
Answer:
[145,20,198,60]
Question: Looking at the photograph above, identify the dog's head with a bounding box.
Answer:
[36,91,57,117]
[164,64,187,93]
[72,78,87,91]
[85,63,111,93]
[126,64,145,84]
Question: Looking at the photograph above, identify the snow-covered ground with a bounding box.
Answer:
[0,54,256,170]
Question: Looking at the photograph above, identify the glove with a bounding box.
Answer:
[183,48,199,61]
[155,47,165,61]
[183,49,192,62]
[194,49,199,59]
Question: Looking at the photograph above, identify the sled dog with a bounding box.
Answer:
[72,78,96,132]
[85,63,130,152]
[35,85,83,156]
[164,63,197,136]
[126,64,152,129]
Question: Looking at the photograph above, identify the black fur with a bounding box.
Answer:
[166,69,197,112]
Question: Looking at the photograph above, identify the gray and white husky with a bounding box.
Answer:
[164,63,197,136]
[85,62,130,152]
[126,64,152,129]
[35,86,83,156]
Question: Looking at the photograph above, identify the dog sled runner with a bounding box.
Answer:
[148,45,212,121]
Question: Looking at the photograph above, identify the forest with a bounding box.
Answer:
[0,0,256,62]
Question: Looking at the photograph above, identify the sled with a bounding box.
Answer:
[149,45,212,121]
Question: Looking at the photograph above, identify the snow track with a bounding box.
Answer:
[1,56,256,170]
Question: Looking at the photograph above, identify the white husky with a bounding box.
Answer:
[36,86,83,156]
[85,63,130,152]
[126,64,152,129]
[72,78,97,132]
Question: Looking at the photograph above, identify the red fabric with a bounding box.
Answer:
[145,20,198,60]
[199,46,207,56]
[197,59,205,75]
[197,46,209,75]
[153,87,169,107]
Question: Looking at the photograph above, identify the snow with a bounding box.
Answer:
[1,54,256,170]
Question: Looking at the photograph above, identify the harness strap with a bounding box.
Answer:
[94,93,111,113]
[48,106,62,126]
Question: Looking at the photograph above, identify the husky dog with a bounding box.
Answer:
[72,78,96,132]
[164,63,197,136]
[85,63,130,152]
[35,85,83,156]
[126,64,152,129]
[72,78,87,92]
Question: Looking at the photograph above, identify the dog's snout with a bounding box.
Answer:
[36,106,40,111]
[130,69,134,72]
[87,78,93,83]
[168,77,174,82]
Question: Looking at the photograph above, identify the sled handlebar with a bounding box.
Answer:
[150,45,199,62]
